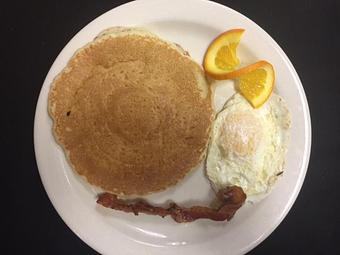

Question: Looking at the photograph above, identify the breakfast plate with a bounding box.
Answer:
[34,0,311,254]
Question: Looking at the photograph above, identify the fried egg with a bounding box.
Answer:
[206,93,291,202]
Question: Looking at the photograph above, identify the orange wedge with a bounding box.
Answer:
[235,61,275,108]
[203,29,245,79]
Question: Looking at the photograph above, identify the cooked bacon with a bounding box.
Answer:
[97,186,246,223]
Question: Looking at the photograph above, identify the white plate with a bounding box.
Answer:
[34,0,311,254]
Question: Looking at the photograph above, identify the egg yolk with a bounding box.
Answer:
[219,112,263,156]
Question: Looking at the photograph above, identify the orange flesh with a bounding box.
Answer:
[215,43,239,71]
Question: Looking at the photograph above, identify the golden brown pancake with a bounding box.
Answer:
[49,27,214,195]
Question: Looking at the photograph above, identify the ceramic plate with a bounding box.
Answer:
[34,0,311,254]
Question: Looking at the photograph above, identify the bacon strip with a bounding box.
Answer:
[97,186,246,223]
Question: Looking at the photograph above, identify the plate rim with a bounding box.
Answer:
[34,0,312,254]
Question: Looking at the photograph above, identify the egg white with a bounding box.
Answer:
[206,93,291,202]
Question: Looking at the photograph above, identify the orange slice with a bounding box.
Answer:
[235,61,275,108]
[203,29,245,78]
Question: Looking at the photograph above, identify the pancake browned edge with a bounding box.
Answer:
[48,27,214,195]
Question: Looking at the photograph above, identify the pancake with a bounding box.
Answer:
[48,27,214,195]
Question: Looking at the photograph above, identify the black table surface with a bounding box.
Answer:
[5,0,340,254]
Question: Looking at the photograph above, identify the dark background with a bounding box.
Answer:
[4,0,340,254]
